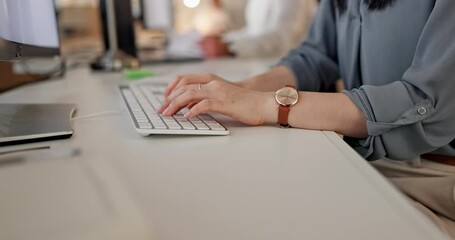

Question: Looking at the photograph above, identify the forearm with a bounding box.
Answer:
[238,65,297,92]
[263,91,368,138]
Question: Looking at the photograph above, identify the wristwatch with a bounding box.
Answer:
[275,86,299,127]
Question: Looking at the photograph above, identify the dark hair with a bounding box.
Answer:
[334,0,396,11]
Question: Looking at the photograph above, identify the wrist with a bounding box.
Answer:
[237,76,258,90]
[235,81,247,89]
[261,92,278,124]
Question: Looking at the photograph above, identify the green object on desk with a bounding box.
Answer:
[123,69,154,80]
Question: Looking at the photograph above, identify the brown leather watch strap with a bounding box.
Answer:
[278,105,291,127]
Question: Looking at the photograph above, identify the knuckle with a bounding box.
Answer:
[166,103,175,112]
[169,99,179,108]
[170,100,184,110]
[181,77,190,85]
[187,88,198,96]
[203,99,213,109]
[208,80,219,87]
[174,85,187,94]
[210,81,223,91]
[195,104,208,113]
[176,94,189,104]
[174,76,183,84]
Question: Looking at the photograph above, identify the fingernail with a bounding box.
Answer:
[184,112,191,118]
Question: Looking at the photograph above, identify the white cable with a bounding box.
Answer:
[72,110,125,121]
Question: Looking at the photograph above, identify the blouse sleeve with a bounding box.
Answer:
[344,0,455,160]
[277,0,340,92]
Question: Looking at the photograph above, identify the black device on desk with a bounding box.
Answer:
[91,0,139,71]
[0,0,76,146]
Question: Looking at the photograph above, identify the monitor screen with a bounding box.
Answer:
[0,0,60,60]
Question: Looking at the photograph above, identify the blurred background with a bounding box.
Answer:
[56,0,245,57]
[0,0,318,91]
[56,0,317,60]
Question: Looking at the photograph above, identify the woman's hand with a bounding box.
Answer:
[158,73,276,126]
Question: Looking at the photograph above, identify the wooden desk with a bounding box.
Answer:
[0,62,48,92]
[0,58,449,240]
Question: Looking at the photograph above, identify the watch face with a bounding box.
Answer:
[275,87,299,106]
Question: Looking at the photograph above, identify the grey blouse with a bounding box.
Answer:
[278,0,455,160]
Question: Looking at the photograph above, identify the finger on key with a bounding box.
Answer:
[184,99,223,118]
[164,75,184,97]
[165,75,205,97]
[162,88,207,116]
[159,85,193,113]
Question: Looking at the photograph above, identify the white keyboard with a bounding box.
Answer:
[120,83,229,136]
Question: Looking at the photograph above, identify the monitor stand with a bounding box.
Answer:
[90,50,139,71]
[0,104,77,146]
[91,0,139,72]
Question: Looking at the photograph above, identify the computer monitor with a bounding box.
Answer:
[0,0,76,146]
[0,0,60,60]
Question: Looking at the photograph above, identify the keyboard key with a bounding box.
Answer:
[135,115,147,120]
[138,123,152,129]
[167,124,182,130]
[180,108,190,115]
[206,122,225,130]
[190,120,204,125]
[154,125,168,130]
[151,121,166,126]
[136,119,150,123]
[194,124,210,130]
[181,124,196,130]
[208,126,225,131]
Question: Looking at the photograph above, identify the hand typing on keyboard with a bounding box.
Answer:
[121,82,229,136]
[159,73,274,126]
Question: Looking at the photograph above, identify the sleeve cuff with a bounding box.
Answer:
[344,81,435,136]
[343,81,436,160]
